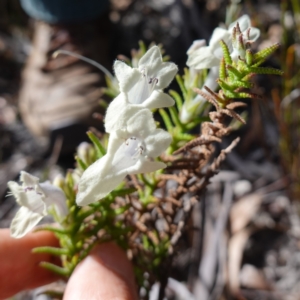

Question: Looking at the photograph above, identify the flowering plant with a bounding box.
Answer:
[6,14,282,299]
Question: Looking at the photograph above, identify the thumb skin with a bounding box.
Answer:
[63,243,138,300]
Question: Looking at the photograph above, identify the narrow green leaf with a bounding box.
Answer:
[32,246,69,256]
[220,40,233,65]
[40,262,70,277]
[223,90,260,99]
[65,170,74,187]
[103,88,118,99]
[75,156,87,171]
[252,43,280,65]
[185,116,210,130]
[34,226,70,235]
[227,64,243,79]
[169,106,183,129]
[245,49,253,66]
[38,290,63,299]
[241,73,255,81]
[176,133,195,141]
[138,173,154,188]
[231,80,253,89]
[110,187,137,197]
[217,79,235,92]
[222,89,237,98]
[248,66,284,76]
[77,207,96,221]
[138,40,147,55]
[87,131,106,158]
[169,90,183,111]
[175,74,187,99]
[159,109,173,131]
[219,57,226,80]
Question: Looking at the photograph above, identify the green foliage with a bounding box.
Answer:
[210,40,283,109]
[87,131,106,158]
[220,40,233,65]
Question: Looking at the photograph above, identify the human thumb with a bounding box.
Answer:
[63,242,138,300]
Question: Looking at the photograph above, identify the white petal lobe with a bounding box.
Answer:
[10,207,43,238]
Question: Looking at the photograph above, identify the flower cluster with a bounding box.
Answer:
[180,15,260,123]
[186,15,260,70]
[6,46,177,238]
[76,46,178,206]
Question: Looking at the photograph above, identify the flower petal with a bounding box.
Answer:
[142,90,175,109]
[10,206,43,238]
[76,159,125,206]
[229,15,251,33]
[210,27,231,48]
[20,171,39,187]
[114,60,141,92]
[7,181,22,204]
[150,61,178,89]
[8,181,46,214]
[144,129,172,157]
[187,39,207,55]
[249,27,260,41]
[138,46,178,89]
[40,182,68,217]
[105,93,141,134]
[126,109,156,137]
[126,74,153,105]
[138,46,162,70]
[187,46,220,70]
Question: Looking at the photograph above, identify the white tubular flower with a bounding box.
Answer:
[180,66,219,123]
[7,171,67,238]
[230,15,260,60]
[77,109,171,206]
[187,15,260,70]
[186,39,207,56]
[105,46,178,133]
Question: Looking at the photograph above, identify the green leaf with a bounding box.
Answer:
[138,40,147,55]
[169,90,183,111]
[252,43,280,65]
[248,66,284,76]
[223,90,259,99]
[110,187,137,197]
[159,109,173,131]
[87,131,106,158]
[37,290,63,299]
[34,226,70,235]
[224,79,253,89]
[176,133,195,141]
[32,246,70,256]
[217,79,235,92]
[75,156,88,170]
[175,74,187,99]
[40,262,70,277]
[226,64,243,79]
[245,49,253,66]
[169,106,183,129]
[219,57,226,80]
[185,116,210,130]
[102,88,118,99]
[220,40,233,65]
